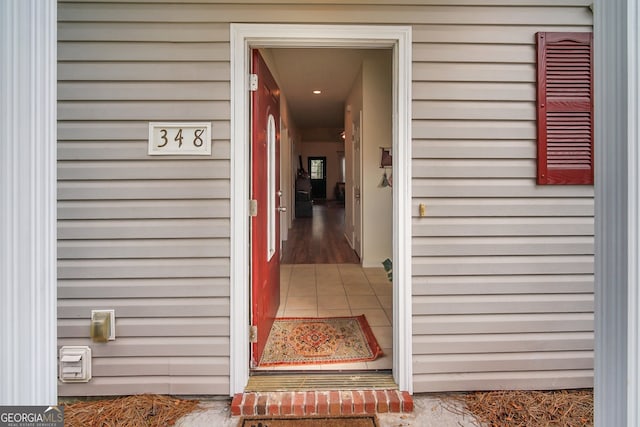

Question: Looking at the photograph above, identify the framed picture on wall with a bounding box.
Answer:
[380,147,392,168]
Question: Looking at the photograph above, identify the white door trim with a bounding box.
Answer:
[230,23,413,395]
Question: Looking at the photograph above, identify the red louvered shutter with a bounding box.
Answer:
[536,32,593,185]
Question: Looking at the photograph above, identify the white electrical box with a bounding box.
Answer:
[59,346,92,383]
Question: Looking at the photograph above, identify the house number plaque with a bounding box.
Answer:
[148,122,212,155]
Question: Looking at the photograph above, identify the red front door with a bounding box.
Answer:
[251,50,281,366]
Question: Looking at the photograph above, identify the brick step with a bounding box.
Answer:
[231,390,413,417]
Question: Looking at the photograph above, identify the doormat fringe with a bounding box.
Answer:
[259,315,383,366]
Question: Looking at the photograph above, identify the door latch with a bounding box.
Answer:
[249,325,258,343]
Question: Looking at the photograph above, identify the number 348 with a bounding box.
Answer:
[149,123,211,156]
[158,128,205,148]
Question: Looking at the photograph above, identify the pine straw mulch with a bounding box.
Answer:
[60,390,593,427]
[62,394,200,427]
[445,389,593,427]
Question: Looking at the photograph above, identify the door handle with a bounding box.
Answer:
[278,206,287,212]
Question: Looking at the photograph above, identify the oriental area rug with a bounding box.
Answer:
[239,415,379,427]
[258,315,383,366]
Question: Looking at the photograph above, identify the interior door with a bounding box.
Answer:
[308,156,327,199]
[352,112,362,258]
[251,50,281,366]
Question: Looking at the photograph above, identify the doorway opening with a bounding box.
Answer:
[252,46,393,378]
[308,156,327,200]
[230,24,412,395]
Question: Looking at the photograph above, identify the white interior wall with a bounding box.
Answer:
[361,50,393,267]
[343,51,393,267]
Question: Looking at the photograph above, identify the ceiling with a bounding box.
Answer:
[266,48,372,132]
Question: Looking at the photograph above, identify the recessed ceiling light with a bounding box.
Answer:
[312,90,322,94]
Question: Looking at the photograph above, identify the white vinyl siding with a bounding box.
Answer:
[57,3,232,396]
[410,8,593,391]
[57,0,593,395]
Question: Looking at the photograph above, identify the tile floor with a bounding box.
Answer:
[255,263,393,371]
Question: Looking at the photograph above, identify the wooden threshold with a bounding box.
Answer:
[246,371,397,392]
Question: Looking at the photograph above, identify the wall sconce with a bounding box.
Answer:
[90,309,115,342]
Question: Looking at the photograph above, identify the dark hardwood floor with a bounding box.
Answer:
[281,202,360,264]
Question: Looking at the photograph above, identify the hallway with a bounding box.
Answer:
[281,203,360,264]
